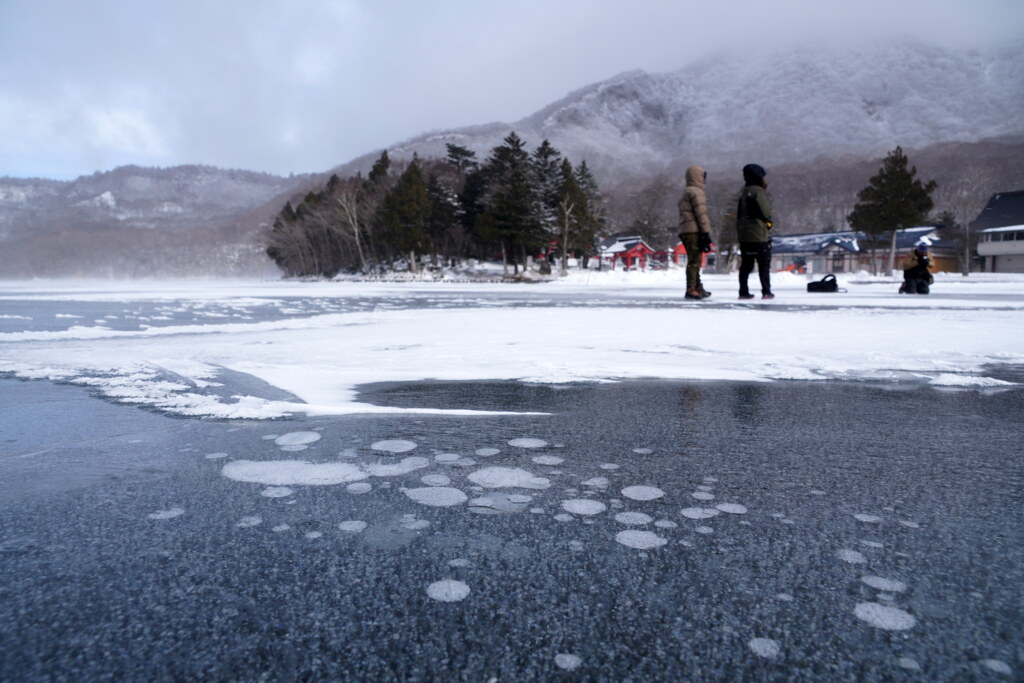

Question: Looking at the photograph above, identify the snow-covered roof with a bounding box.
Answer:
[979,224,1024,233]
[599,236,654,254]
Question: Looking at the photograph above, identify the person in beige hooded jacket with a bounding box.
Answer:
[677,165,712,299]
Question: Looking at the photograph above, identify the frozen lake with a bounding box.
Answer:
[1,275,1022,679]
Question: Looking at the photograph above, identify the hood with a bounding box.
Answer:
[742,163,767,186]
[685,165,706,189]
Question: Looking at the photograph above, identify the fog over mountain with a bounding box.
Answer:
[2,41,1022,278]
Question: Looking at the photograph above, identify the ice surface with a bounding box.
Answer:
[853,602,917,630]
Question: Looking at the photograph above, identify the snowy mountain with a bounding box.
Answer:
[350,41,1024,180]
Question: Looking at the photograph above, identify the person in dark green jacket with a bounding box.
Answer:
[736,164,774,300]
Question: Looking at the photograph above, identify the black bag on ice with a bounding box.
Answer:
[807,274,839,293]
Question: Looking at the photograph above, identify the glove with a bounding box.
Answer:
[765,220,773,230]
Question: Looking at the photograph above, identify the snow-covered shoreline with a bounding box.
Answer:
[1,273,1022,419]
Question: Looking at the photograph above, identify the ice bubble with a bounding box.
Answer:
[654,520,678,529]
[403,487,468,507]
[715,503,747,514]
[615,512,653,525]
[896,657,921,671]
[691,492,715,501]
[305,531,323,539]
[346,482,372,494]
[364,456,431,477]
[681,507,720,520]
[599,463,620,470]
[223,460,367,486]
[421,474,451,487]
[555,653,582,671]
[261,486,294,498]
[837,549,867,564]
[615,530,668,550]
[854,513,883,523]
[272,524,290,533]
[338,521,367,533]
[468,466,551,490]
[562,499,607,516]
[632,448,653,454]
[427,579,471,602]
[371,439,417,453]
[748,638,781,658]
[981,659,1012,675]
[508,438,548,449]
[861,576,907,592]
[448,558,471,568]
[553,513,574,522]
[275,431,322,447]
[621,485,664,501]
[435,453,461,462]
[147,507,184,520]
[695,526,714,534]
[474,448,500,457]
[236,516,262,528]
[899,520,921,529]
[532,455,564,465]
[205,452,228,460]
[853,602,916,630]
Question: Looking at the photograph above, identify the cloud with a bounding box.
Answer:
[0,0,1021,179]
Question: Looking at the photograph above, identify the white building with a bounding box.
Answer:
[975,191,1024,273]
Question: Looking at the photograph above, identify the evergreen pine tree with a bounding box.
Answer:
[377,159,431,271]
[445,144,477,173]
[530,140,564,242]
[848,146,937,273]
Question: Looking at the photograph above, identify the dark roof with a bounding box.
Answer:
[972,190,1024,231]
[772,227,949,255]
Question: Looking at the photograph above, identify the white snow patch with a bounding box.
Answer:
[236,516,262,528]
[403,486,468,507]
[615,530,668,549]
[632,448,653,454]
[582,477,610,488]
[364,456,430,477]
[860,540,884,549]
[748,638,781,658]
[272,524,290,532]
[853,602,916,630]
[854,513,883,523]
[899,520,921,529]
[223,460,367,486]
[427,579,470,602]
[599,463,620,470]
[467,466,550,489]
[275,431,321,447]
[421,474,451,487]
[532,455,564,465]
[695,525,714,534]
[562,499,607,516]
[347,482,372,494]
[715,503,748,514]
[305,531,322,539]
[371,439,417,453]
[448,558,471,568]
[474,447,500,457]
[204,452,228,460]
[147,507,184,520]
[981,659,1013,675]
[338,520,367,533]
[654,519,678,529]
[691,492,715,501]
[434,453,461,462]
[553,513,574,522]
[621,485,664,501]
[896,657,921,671]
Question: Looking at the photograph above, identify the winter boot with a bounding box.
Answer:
[697,285,712,298]
[685,288,703,300]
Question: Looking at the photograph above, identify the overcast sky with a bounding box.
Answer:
[1,0,1021,180]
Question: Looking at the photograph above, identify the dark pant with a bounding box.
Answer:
[682,233,702,289]
[901,277,930,294]
[739,241,772,296]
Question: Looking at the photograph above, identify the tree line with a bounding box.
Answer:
[266,133,606,277]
